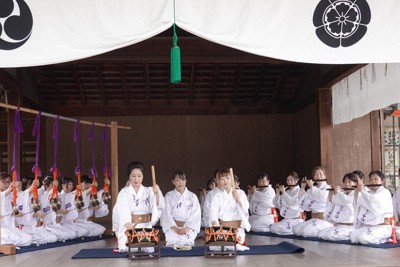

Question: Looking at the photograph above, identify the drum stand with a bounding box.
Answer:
[127,234,160,260]
[204,234,237,258]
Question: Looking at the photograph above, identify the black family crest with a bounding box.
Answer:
[313,0,371,48]
[0,0,33,50]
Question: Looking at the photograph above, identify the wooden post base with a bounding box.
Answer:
[0,244,16,255]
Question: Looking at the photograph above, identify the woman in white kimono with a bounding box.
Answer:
[319,173,358,241]
[248,173,276,232]
[75,175,106,237]
[36,176,71,241]
[350,171,394,244]
[202,170,222,228]
[293,166,333,237]
[16,177,58,244]
[161,170,201,247]
[270,171,304,235]
[0,173,32,246]
[113,161,164,252]
[210,169,250,251]
[59,176,89,238]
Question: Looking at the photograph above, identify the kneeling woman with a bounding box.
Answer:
[292,166,333,237]
[270,171,304,235]
[209,169,250,251]
[318,173,358,241]
[113,162,164,252]
[161,170,201,247]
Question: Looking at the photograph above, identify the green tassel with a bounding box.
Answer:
[170,45,181,83]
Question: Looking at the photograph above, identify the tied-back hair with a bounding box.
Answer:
[81,174,92,184]
[342,173,358,183]
[62,176,74,185]
[219,168,230,178]
[43,175,54,189]
[173,170,186,180]
[288,171,299,180]
[21,176,33,191]
[0,172,10,180]
[369,170,385,180]
[127,161,145,177]
[257,173,269,181]
[352,170,365,180]
[311,166,326,177]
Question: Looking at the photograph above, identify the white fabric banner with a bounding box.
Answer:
[2,0,400,67]
[332,64,400,125]
[0,0,173,67]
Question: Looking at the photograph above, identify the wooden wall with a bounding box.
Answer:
[292,103,320,178]
[331,111,381,185]
[44,114,295,195]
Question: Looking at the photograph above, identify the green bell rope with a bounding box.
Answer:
[170,0,181,83]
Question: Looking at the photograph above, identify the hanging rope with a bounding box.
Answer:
[89,122,99,207]
[11,109,23,213]
[74,120,84,209]
[102,125,111,204]
[49,117,61,211]
[31,112,42,207]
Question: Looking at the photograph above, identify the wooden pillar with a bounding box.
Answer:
[370,111,382,171]
[111,121,119,208]
[318,88,333,181]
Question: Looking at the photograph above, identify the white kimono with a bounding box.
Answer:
[0,191,32,246]
[350,186,393,244]
[113,184,164,252]
[59,190,89,238]
[39,189,72,241]
[249,185,275,232]
[293,182,332,237]
[201,187,222,227]
[75,191,106,237]
[319,190,356,241]
[161,188,201,246]
[16,189,57,245]
[209,188,250,246]
[90,189,110,218]
[270,185,304,235]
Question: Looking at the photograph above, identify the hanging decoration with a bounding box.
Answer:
[170,0,181,83]
[102,125,111,205]
[31,112,42,213]
[89,122,100,208]
[74,120,84,210]
[49,116,61,212]
[11,109,23,215]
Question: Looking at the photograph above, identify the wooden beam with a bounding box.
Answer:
[318,88,333,182]
[110,121,119,208]
[120,64,129,106]
[50,69,64,106]
[74,65,86,106]
[322,64,365,88]
[232,64,242,105]
[96,65,107,106]
[145,63,150,105]
[167,81,172,106]
[273,67,289,103]
[210,64,219,105]
[189,64,195,105]
[370,110,382,171]
[77,37,292,64]
[253,65,265,104]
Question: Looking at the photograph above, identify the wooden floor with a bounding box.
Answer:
[1,234,400,267]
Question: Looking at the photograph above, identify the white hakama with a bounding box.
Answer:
[318,190,356,241]
[293,182,332,237]
[161,188,201,247]
[271,186,304,235]
[209,188,250,250]
[350,187,393,244]
[0,191,32,246]
[113,185,164,252]
[249,185,276,232]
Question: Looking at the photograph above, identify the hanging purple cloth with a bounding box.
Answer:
[31,112,42,177]
[11,109,23,181]
[49,116,61,176]
[89,122,97,178]
[102,125,112,177]
[74,120,81,175]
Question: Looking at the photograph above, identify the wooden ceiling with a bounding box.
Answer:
[15,27,361,116]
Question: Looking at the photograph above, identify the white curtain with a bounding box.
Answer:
[332,64,400,125]
[2,1,400,67]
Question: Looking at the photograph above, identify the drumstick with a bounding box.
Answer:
[151,165,156,186]
[229,168,235,190]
